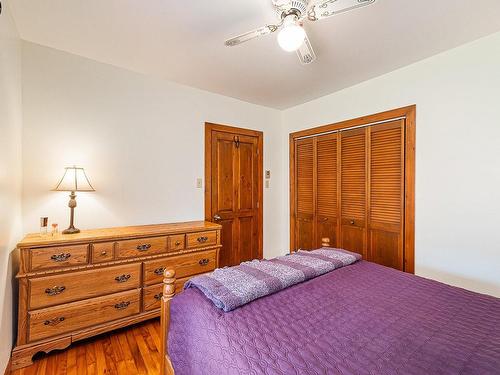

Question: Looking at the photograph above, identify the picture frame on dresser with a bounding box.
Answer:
[11,221,222,370]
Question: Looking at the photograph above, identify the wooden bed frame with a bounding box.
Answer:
[159,237,332,375]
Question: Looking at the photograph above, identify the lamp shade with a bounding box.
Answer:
[53,166,95,192]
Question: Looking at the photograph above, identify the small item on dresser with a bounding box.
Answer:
[51,223,59,236]
[39,217,48,235]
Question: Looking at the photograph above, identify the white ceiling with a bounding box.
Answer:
[8,0,500,109]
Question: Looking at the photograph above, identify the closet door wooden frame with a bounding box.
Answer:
[289,105,415,273]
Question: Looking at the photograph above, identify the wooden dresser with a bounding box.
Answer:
[11,221,221,370]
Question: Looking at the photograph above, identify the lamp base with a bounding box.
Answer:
[62,226,80,234]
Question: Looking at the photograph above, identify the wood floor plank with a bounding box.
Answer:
[101,336,119,375]
[115,331,140,374]
[125,327,148,375]
[66,346,77,375]
[93,340,107,375]
[11,320,162,375]
[133,326,159,375]
[76,345,87,375]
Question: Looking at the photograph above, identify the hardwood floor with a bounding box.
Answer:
[12,319,162,375]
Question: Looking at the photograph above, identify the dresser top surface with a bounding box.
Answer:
[18,221,221,248]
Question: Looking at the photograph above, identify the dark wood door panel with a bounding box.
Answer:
[239,215,257,262]
[369,229,402,270]
[297,216,314,250]
[368,120,404,270]
[206,124,263,267]
[213,134,236,214]
[341,225,366,255]
[218,219,234,267]
[316,216,337,248]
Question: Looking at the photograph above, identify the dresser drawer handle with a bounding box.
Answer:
[197,236,209,243]
[199,258,210,266]
[114,301,131,310]
[136,244,152,251]
[100,251,108,256]
[114,274,131,283]
[44,317,65,326]
[45,286,66,296]
[50,253,71,262]
[154,267,165,276]
[154,293,163,301]
[174,241,181,246]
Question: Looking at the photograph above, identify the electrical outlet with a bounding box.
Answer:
[265,170,271,179]
[196,178,203,188]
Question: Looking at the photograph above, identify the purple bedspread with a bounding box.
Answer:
[169,261,500,375]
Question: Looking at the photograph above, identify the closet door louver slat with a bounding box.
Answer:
[316,134,338,248]
[295,138,315,250]
[340,128,367,256]
[368,120,404,270]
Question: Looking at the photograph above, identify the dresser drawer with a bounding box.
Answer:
[30,244,89,271]
[92,242,114,263]
[115,236,167,259]
[143,278,189,311]
[167,234,185,252]
[28,289,140,342]
[186,231,217,248]
[29,263,141,310]
[143,249,217,286]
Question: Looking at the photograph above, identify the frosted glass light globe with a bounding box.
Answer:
[278,22,306,52]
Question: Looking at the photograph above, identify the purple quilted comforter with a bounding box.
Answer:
[169,261,500,375]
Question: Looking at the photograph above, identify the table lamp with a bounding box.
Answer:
[53,166,95,234]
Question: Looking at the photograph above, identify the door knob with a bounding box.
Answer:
[213,214,222,221]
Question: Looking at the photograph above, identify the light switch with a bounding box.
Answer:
[265,180,270,189]
[196,178,203,188]
[265,170,271,179]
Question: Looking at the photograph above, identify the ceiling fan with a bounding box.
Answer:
[225,0,377,65]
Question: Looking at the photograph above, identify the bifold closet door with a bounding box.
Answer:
[315,133,339,248]
[295,138,315,250]
[340,128,367,257]
[368,120,404,270]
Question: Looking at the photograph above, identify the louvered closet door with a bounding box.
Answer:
[340,128,367,256]
[295,138,315,250]
[368,120,404,270]
[316,133,339,248]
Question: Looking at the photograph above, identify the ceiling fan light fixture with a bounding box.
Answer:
[277,15,305,52]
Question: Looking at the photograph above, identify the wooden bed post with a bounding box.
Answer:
[161,269,176,375]
[321,238,330,247]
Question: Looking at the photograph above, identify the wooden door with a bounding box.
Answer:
[368,120,404,270]
[315,133,339,248]
[289,106,415,273]
[295,138,315,250]
[340,128,367,257]
[205,123,263,267]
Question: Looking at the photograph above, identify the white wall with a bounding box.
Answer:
[283,32,500,297]
[0,1,23,372]
[21,42,285,259]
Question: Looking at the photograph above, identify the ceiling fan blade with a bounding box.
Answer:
[225,23,281,47]
[308,0,376,21]
[296,32,316,65]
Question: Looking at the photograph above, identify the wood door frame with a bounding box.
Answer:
[204,122,264,260]
[289,105,416,273]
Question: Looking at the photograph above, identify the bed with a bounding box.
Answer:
[159,240,500,375]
